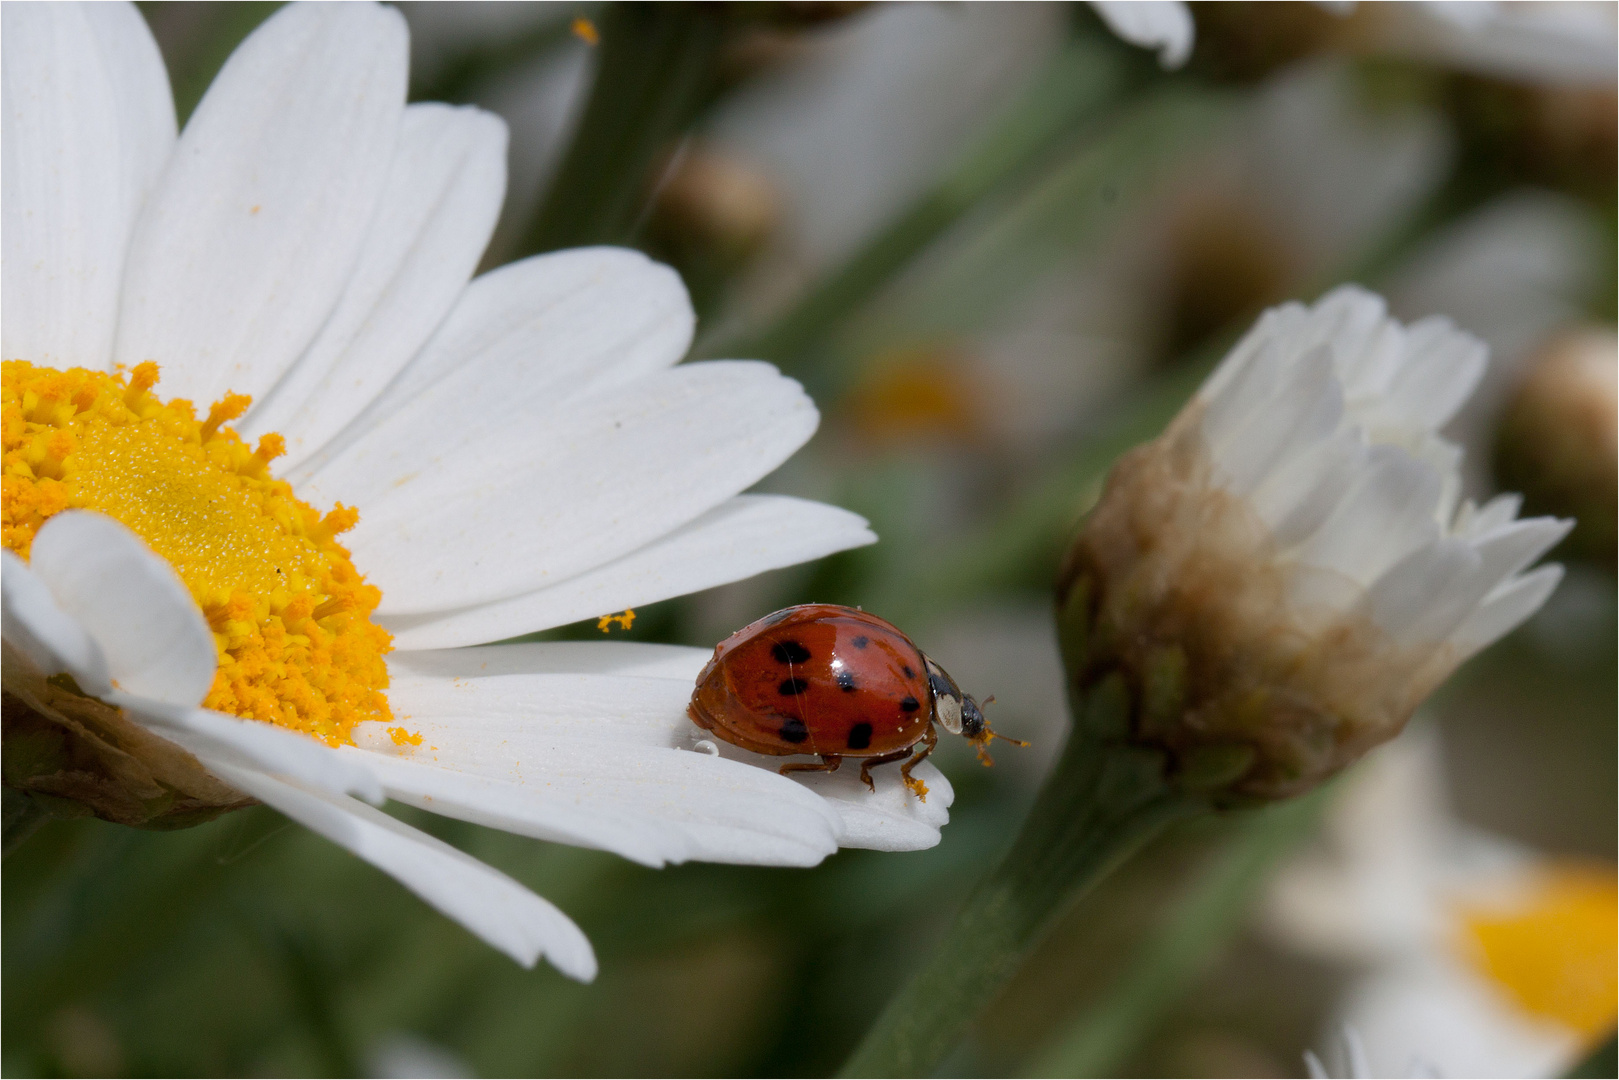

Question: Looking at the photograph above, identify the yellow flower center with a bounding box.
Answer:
[1458,863,1618,1042]
[2,360,391,745]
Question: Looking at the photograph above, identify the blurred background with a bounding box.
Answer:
[4,2,1615,1076]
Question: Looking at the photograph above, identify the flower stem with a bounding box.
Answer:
[521,3,728,254]
[1027,790,1328,1077]
[839,717,1199,1078]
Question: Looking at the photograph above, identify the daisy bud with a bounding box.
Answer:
[1057,286,1571,801]
[647,144,781,269]
[1494,328,1617,567]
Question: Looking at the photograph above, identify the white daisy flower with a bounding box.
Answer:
[1059,285,1570,798]
[1270,731,1616,1079]
[1,1,953,982]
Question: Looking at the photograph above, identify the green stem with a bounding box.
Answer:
[1027,791,1328,1077]
[839,725,1198,1078]
[520,3,728,254]
[707,35,1134,374]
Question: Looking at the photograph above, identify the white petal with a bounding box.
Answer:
[1456,493,1522,539]
[1360,316,1487,433]
[389,640,711,681]
[2,0,175,369]
[241,103,509,468]
[1202,334,1294,453]
[1087,1,1194,68]
[383,495,875,650]
[114,2,407,408]
[341,362,819,614]
[110,692,384,804]
[1199,302,1306,408]
[350,738,840,868]
[1457,492,1515,537]
[1468,516,1573,591]
[1374,516,1572,647]
[1305,286,1400,399]
[201,759,597,979]
[292,247,694,489]
[1253,430,1366,548]
[27,511,215,706]
[362,669,845,866]
[1208,344,1344,496]
[785,759,952,851]
[1292,445,1442,586]
[1359,537,1481,645]
[344,744,696,868]
[0,550,112,693]
[1449,563,1563,661]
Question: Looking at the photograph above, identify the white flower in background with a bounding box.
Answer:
[1268,730,1617,1078]
[1088,1,1196,69]
[1369,1,1619,88]
[1,1,951,982]
[1303,1027,1378,1079]
[1060,286,1570,798]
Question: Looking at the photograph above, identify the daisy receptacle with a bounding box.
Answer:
[841,287,1571,1077]
[1,0,955,982]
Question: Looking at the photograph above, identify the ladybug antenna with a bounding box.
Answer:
[966,695,1027,766]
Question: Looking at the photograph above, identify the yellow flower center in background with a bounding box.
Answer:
[2,360,391,745]
[1460,863,1619,1042]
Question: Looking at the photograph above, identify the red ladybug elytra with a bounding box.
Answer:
[687,604,1024,801]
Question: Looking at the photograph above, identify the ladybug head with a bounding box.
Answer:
[959,693,1029,766]
[959,695,986,739]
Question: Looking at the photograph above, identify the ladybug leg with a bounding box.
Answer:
[856,748,913,793]
[779,754,842,779]
[899,725,940,802]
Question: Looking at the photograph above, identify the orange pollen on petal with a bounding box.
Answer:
[388,726,423,747]
[596,608,636,632]
[2,360,392,746]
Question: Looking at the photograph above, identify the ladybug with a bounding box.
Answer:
[687,604,1024,800]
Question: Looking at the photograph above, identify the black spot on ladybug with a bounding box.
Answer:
[847,723,873,750]
[900,696,920,713]
[780,717,809,743]
[835,669,858,692]
[902,665,915,679]
[779,677,809,696]
[851,635,869,649]
[772,640,811,664]
[928,670,954,699]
